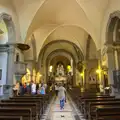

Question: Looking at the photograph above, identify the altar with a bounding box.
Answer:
[55,63,67,83]
[55,76,67,83]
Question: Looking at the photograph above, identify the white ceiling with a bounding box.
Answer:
[12,0,109,49]
[0,0,112,60]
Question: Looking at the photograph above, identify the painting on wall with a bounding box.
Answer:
[0,69,2,80]
[89,68,97,84]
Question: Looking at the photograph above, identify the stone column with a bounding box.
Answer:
[106,46,115,96]
[4,45,15,97]
[6,45,15,84]
[116,48,120,70]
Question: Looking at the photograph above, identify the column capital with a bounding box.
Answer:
[7,45,15,54]
[0,44,9,52]
[0,44,16,53]
[106,45,114,53]
[102,45,114,56]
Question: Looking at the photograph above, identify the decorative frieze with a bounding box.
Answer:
[0,44,15,53]
[0,44,9,52]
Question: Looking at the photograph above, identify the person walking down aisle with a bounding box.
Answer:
[58,83,66,110]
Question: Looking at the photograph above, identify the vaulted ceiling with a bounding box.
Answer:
[12,0,109,48]
[0,0,112,61]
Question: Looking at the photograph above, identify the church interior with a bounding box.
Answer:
[0,0,120,120]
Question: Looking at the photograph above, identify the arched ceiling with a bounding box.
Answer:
[33,25,88,60]
[48,51,72,65]
[49,55,70,73]
[12,0,109,49]
[40,42,79,62]
[50,55,70,66]
[38,40,84,69]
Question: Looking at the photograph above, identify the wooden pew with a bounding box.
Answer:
[0,103,38,120]
[1,99,42,118]
[0,116,22,120]
[11,96,47,110]
[9,96,45,113]
[80,97,115,114]
[0,108,32,120]
[96,106,120,120]
[77,95,115,109]
[88,101,120,120]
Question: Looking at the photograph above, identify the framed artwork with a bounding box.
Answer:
[0,69,2,80]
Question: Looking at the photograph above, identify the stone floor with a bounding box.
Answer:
[41,95,86,120]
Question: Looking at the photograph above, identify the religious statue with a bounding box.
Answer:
[57,64,65,76]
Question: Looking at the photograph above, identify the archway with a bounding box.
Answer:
[46,49,76,86]
[106,11,120,44]
[0,13,16,96]
[0,13,16,43]
[105,11,120,94]
[38,39,84,69]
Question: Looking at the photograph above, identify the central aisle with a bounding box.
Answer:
[51,98,74,120]
[41,95,86,120]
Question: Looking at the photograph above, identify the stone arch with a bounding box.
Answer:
[0,13,16,43]
[38,39,84,67]
[24,0,97,48]
[106,11,120,44]
[45,49,76,85]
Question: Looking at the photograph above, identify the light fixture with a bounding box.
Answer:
[96,69,101,74]
[80,73,84,77]
[49,65,53,72]
[39,74,42,77]
[67,65,71,72]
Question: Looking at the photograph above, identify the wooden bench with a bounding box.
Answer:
[11,96,47,110]
[1,99,42,118]
[96,106,120,120]
[88,101,120,120]
[0,108,32,120]
[0,116,23,120]
[9,96,45,113]
[0,103,38,120]
[77,95,115,110]
[80,97,115,114]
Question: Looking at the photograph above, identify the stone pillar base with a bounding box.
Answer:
[3,85,14,98]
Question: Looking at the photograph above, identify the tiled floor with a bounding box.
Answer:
[41,95,86,120]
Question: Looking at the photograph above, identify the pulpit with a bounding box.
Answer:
[4,43,29,97]
[14,61,27,74]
